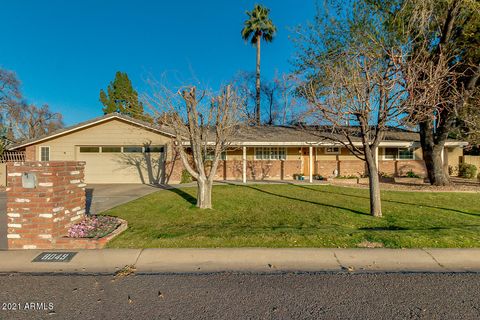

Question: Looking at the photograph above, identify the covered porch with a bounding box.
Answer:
[211,142,431,183]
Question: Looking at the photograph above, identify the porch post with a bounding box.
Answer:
[441,147,445,166]
[242,146,247,184]
[309,146,313,183]
[375,147,379,169]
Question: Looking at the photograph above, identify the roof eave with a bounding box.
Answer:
[8,114,175,150]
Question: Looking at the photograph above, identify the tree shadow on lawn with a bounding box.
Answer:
[220,183,369,216]
[161,186,197,205]
[159,183,368,216]
[292,184,480,218]
[359,226,450,231]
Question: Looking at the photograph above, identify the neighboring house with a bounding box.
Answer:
[8,113,467,184]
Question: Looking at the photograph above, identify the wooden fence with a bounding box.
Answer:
[0,151,26,187]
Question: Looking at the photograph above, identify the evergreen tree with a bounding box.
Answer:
[100,72,149,121]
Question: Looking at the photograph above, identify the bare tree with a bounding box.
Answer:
[274,73,298,125]
[295,1,406,217]
[146,84,243,209]
[392,0,480,185]
[261,80,279,125]
[8,103,64,140]
[233,71,298,125]
[0,68,21,108]
[233,71,257,123]
[0,68,64,142]
[302,47,405,217]
[0,68,22,152]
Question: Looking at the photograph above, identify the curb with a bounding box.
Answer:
[0,248,479,274]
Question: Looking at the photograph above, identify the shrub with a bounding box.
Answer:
[293,173,305,180]
[477,172,480,181]
[335,175,358,179]
[379,172,393,178]
[180,169,193,183]
[448,165,459,176]
[406,170,420,178]
[458,163,477,179]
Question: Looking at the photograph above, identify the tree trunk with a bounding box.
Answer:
[196,178,212,209]
[255,35,261,125]
[419,121,450,186]
[365,148,382,217]
[422,143,449,186]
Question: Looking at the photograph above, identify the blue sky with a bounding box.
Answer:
[0,0,315,125]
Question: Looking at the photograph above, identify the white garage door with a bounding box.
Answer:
[76,145,165,184]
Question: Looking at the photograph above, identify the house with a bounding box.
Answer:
[8,113,467,184]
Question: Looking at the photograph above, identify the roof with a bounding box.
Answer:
[9,113,466,149]
[231,125,421,143]
[9,113,175,150]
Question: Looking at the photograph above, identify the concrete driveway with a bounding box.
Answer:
[86,184,163,214]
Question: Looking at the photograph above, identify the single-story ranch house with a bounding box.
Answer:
[8,113,467,184]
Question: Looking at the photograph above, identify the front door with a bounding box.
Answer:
[302,147,311,176]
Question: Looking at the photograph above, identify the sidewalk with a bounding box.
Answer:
[0,248,479,274]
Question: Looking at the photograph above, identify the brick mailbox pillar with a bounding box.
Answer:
[6,161,86,249]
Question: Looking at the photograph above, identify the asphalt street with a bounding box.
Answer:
[0,272,479,319]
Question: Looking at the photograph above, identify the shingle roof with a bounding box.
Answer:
[9,113,175,150]
[231,125,421,143]
[10,112,464,149]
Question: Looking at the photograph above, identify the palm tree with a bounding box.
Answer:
[241,4,276,125]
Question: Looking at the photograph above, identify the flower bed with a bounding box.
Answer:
[51,216,127,249]
[68,215,121,238]
[393,177,425,185]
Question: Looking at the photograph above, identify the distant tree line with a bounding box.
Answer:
[0,68,63,153]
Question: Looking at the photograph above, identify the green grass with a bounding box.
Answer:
[105,184,480,248]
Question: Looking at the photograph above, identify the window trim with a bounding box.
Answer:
[39,146,50,162]
[382,148,415,160]
[325,147,341,155]
[254,147,287,160]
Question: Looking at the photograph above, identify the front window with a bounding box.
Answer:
[383,148,414,160]
[384,148,397,160]
[398,148,414,160]
[40,146,50,161]
[254,147,287,160]
[325,147,341,154]
[205,151,227,161]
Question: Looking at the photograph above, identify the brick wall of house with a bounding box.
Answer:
[166,156,428,182]
[167,159,303,183]
[315,160,366,177]
[6,161,86,249]
[338,160,367,176]
[378,160,427,177]
[24,146,36,161]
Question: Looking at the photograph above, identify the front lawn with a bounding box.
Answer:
[105,184,480,248]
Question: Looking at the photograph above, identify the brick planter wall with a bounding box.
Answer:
[6,161,87,249]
